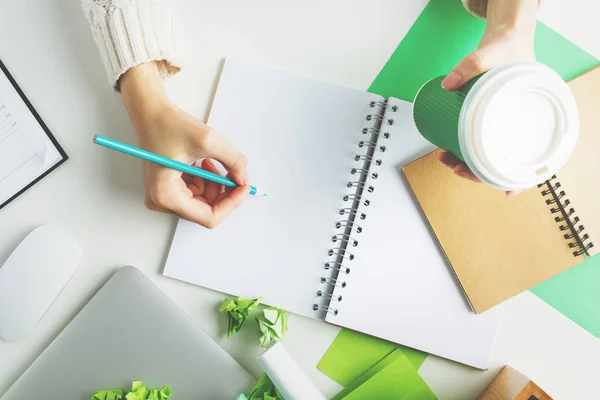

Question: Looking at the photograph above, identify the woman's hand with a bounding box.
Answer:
[438,0,538,195]
[120,62,250,228]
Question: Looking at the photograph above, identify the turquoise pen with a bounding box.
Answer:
[93,135,266,196]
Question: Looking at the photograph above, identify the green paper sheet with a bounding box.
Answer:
[317,329,427,387]
[368,0,598,101]
[331,349,437,400]
[531,255,600,337]
[368,0,600,337]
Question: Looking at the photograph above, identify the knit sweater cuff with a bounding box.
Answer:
[82,0,182,90]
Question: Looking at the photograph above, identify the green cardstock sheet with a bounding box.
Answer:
[317,329,427,387]
[318,0,599,390]
[530,254,600,337]
[330,349,437,400]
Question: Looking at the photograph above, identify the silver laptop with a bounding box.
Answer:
[2,267,255,399]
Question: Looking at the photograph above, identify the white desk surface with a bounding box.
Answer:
[1,1,599,398]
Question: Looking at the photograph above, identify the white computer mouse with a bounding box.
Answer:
[0,225,81,341]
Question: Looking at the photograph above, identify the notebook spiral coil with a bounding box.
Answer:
[538,175,594,256]
[314,100,397,316]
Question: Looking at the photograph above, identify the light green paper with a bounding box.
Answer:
[257,307,288,348]
[317,329,427,387]
[92,382,170,400]
[219,296,263,339]
[147,386,172,400]
[91,390,124,400]
[331,349,437,400]
[125,381,149,400]
[531,254,600,337]
[369,0,600,337]
[246,373,284,400]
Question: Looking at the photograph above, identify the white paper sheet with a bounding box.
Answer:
[258,343,326,400]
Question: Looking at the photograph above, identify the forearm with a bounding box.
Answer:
[120,62,170,132]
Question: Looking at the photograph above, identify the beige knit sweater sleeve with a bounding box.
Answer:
[81,0,182,90]
[81,1,489,90]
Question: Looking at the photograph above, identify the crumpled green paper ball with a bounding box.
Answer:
[219,296,263,339]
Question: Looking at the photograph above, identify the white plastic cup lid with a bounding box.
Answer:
[458,62,579,191]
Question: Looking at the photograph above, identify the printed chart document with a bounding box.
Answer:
[0,60,67,209]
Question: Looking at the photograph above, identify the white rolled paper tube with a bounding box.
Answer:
[257,342,326,400]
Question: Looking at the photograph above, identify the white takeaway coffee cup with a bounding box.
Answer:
[414,62,580,191]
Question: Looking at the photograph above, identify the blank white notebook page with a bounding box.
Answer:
[164,59,383,319]
[325,99,505,369]
[0,67,64,206]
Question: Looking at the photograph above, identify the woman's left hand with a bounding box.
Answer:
[438,0,538,196]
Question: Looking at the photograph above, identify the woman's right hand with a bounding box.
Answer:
[120,62,250,228]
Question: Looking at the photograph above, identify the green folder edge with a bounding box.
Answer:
[319,0,600,389]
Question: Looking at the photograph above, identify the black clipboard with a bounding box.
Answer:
[0,59,68,210]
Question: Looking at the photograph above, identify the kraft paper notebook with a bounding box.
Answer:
[164,58,504,369]
[0,59,67,209]
[403,66,600,314]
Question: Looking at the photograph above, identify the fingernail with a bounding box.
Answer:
[506,191,520,197]
[438,159,450,168]
[442,71,462,90]
[243,175,250,185]
[456,171,470,179]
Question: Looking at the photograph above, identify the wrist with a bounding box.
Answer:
[484,0,537,40]
[120,62,172,134]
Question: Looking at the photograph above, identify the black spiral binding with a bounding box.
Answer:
[314,101,397,316]
[538,175,594,256]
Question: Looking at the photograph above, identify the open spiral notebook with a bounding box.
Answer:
[164,58,504,369]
